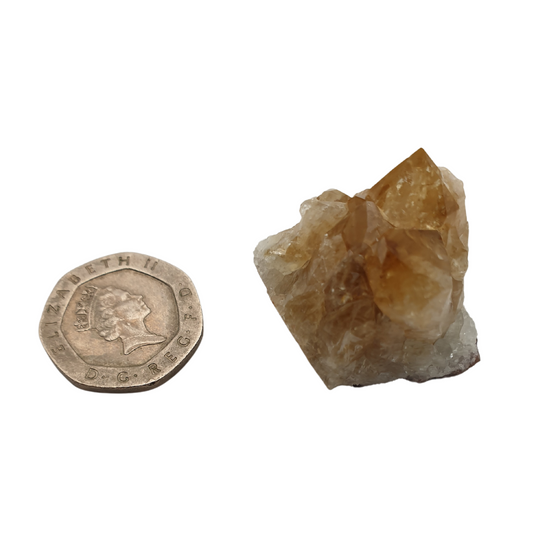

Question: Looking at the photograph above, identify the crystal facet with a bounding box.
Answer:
[254,149,479,388]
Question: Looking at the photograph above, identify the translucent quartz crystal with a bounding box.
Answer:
[254,149,479,388]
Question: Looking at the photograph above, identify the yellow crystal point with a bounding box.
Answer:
[254,149,479,388]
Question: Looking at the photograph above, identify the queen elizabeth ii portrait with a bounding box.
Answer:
[74,286,166,355]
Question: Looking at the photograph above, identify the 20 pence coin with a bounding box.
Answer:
[39,252,203,392]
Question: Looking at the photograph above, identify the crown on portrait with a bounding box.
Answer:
[74,286,99,331]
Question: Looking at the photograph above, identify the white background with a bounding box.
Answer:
[1,1,532,532]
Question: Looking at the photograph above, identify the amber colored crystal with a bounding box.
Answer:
[254,149,479,388]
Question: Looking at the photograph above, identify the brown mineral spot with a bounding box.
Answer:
[254,149,479,388]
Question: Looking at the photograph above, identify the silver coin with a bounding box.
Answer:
[39,252,203,392]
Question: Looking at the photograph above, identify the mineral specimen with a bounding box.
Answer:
[254,149,479,388]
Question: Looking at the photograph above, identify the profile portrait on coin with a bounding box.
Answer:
[74,286,166,355]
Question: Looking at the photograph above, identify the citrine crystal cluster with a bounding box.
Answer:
[254,149,479,388]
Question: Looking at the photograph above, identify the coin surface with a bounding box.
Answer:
[39,252,203,392]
